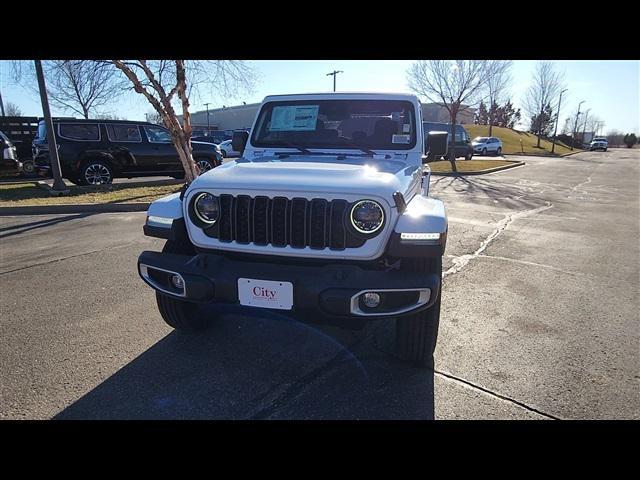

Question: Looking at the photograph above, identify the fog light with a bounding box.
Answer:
[171,274,184,290]
[362,292,381,308]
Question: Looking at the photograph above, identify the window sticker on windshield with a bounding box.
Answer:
[269,105,320,132]
[403,124,411,133]
[392,134,411,144]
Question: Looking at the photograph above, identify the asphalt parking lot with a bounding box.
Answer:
[1,149,638,419]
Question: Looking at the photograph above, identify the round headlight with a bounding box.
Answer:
[350,200,384,234]
[194,193,219,224]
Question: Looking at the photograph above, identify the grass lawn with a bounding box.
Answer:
[428,159,517,174]
[0,181,182,206]
[466,125,580,156]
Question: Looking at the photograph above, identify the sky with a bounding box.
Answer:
[1,60,638,134]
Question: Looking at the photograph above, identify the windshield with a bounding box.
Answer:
[251,99,417,151]
[473,137,488,143]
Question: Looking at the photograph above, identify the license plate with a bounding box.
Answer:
[237,278,294,310]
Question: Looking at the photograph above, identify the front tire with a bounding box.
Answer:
[195,157,215,175]
[79,160,113,185]
[155,238,212,332]
[395,256,442,368]
[465,152,473,160]
[481,148,487,156]
[496,147,502,156]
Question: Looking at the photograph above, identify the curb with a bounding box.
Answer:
[430,161,525,176]
[0,202,151,216]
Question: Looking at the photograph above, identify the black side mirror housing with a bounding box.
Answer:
[232,131,249,155]
[423,131,449,163]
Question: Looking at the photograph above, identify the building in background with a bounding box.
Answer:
[421,103,476,124]
[181,101,476,136]
[180,103,259,137]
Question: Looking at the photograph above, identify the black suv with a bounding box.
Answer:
[32,119,223,185]
[423,122,474,160]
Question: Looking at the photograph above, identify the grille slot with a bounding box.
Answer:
[290,198,307,248]
[271,197,289,247]
[203,195,368,250]
[252,196,269,245]
[329,200,348,250]
[309,199,327,249]
[218,194,234,242]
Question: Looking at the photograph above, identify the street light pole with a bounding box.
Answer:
[0,89,5,117]
[34,60,67,193]
[204,102,211,133]
[572,100,585,150]
[326,70,343,92]
[551,88,567,154]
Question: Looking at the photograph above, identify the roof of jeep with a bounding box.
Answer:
[262,92,420,102]
[41,118,158,126]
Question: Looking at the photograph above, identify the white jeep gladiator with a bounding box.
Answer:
[138,92,448,367]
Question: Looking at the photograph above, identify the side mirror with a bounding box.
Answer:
[423,131,448,163]
[231,131,249,155]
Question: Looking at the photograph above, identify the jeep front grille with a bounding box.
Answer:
[203,195,365,250]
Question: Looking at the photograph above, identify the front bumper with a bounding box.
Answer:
[138,250,441,326]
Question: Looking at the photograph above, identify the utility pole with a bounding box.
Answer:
[581,108,591,145]
[326,70,343,92]
[571,100,585,150]
[204,102,211,133]
[0,89,5,117]
[35,60,67,193]
[551,88,567,154]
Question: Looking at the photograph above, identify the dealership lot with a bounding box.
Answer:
[1,149,638,419]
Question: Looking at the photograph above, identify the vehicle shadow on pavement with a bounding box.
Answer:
[54,308,435,420]
[432,174,547,210]
[0,213,95,239]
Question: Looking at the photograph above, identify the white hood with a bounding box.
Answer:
[189,155,422,201]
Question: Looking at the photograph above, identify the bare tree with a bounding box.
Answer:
[111,60,256,182]
[483,61,512,136]
[5,102,22,116]
[407,60,494,172]
[145,110,165,126]
[11,60,128,119]
[523,61,565,148]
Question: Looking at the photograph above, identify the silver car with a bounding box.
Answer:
[472,136,503,156]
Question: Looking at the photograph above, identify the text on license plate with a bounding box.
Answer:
[237,278,294,310]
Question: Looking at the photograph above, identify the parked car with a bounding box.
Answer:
[590,137,608,151]
[32,119,223,185]
[1,130,22,177]
[423,122,473,160]
[218,139,243,158]
[138,92,448,367]
[472,136,503,156]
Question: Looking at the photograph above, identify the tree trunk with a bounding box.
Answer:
[536,105,543,148]
[489,103,493,136]
[449,108,458,173]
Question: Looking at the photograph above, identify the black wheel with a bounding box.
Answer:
[155,238,213,332]
[195,157,215,175]
[220,149,228,158]
[496,147,502,156]
[395,256,442,368]
[465,152,473,160]
[481,148,487,156]
[20,160,37,177]
[79,160,113,185]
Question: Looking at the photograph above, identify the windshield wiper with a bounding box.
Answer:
[274,142,313,155]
